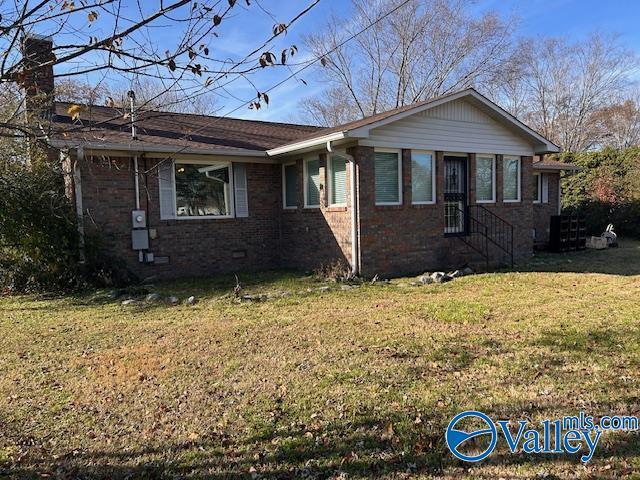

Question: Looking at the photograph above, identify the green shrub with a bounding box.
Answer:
[0,161,134,293]
[558,147,640,238]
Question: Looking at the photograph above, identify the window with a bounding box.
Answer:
[282,163,298,209]
[375,149,402,205]
[503,156,521,202]
[411,151,435,204]
[533,173,541,203]
[304,157,320,207]
[174,162,232,217]
[328,155,347,205]
[476,155,495,203]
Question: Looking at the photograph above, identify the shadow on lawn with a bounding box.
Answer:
[5,412,640,479]
[520,239,640,276]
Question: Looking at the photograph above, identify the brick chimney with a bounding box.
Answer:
[21,34,55,120]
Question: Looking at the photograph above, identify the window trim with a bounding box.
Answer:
[503,155,521,203]
[411,149,436,205]
[303,156,321,209]
[282,162,298,210]
[327,152,348,207]
[374,147,403,206]
[173,160,234,220]
[533,172,542,204]
[475,154,496,204]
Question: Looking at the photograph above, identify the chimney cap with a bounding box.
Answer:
[23,33,53,43]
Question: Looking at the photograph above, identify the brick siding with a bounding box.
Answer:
[72,146,549,280]
[533,172,560,244]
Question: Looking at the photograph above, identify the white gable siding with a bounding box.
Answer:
[361,99,535,156]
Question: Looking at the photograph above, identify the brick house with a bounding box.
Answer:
[24,38,578,280]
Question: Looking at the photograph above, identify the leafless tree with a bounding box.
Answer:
[0,0,320,143]
[299,0,516,126]
[490,33,639,152]
[592,90,640,150]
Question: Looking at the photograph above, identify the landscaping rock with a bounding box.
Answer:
[145,293,162,302]
[242,294,267,302]
[317,286,330,292]
[431,272,452,284]
[419,274,433,285]
[409,281,419,286]
[462,266,474,276]
[167,296,180,305]
[341,284,355,291]
[121,298,139,306]
[430,272,445,282]
[185,295,197,305]
[450,269,463,278]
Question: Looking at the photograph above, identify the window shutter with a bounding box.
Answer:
[234,163,249,217]
[375,151,400,204]
[330,155,346,204]
[284,164,298,208]
[306,158,320,206]
[542,174,549,203]
[158,159,175,220]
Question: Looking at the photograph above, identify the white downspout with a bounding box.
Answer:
[73,146,85,262]
[327,141,359,276]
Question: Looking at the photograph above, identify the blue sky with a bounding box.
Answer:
[49,0,640,123]
[218,0,640,123]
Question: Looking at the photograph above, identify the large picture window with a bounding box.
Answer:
[375,149,401,205]
[175,162,232,217]
[328,155,347,206]
[304,157,320,207]
[283,163,298,209]
[476,155,495,203]
[411,151,435,204]
[503,156,521,202]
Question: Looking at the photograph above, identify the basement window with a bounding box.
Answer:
[175,162,232,217]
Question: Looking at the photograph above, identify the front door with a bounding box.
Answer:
[444,155,467,234]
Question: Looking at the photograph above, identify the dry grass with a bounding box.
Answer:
[1,241,640,479]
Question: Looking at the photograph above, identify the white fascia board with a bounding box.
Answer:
[266,131,346,157]
[50,139,267,158]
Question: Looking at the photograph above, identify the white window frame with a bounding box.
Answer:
[533,172,542,204]
[327,152,348,207]
[282,162,298,210]
[173,160,234,220]
[475,154,496,204]
[503,155,521,203]
[411,149,436,205]
[374,147,403,206]
[303,156,321,209]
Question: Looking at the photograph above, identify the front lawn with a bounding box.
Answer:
[1,242,640,479]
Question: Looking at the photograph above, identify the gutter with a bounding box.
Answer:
[267,131,346,157]
[50,139,268,158]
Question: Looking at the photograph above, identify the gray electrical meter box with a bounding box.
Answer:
[132,210,147,228]
[131,229,149,250]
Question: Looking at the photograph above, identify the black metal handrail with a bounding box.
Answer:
[469,205,514,267]
[452,204,514,268]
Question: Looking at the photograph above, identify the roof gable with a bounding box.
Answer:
[267,89,559,156]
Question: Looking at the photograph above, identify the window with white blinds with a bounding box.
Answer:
[283,163,298,208]
[476,155,495,203]
[411,151,434,204]
[503,156,521,202]
[329,155,347,205]
[304,157,320,207]
[158,159,248,219]
[375,150,401,205]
